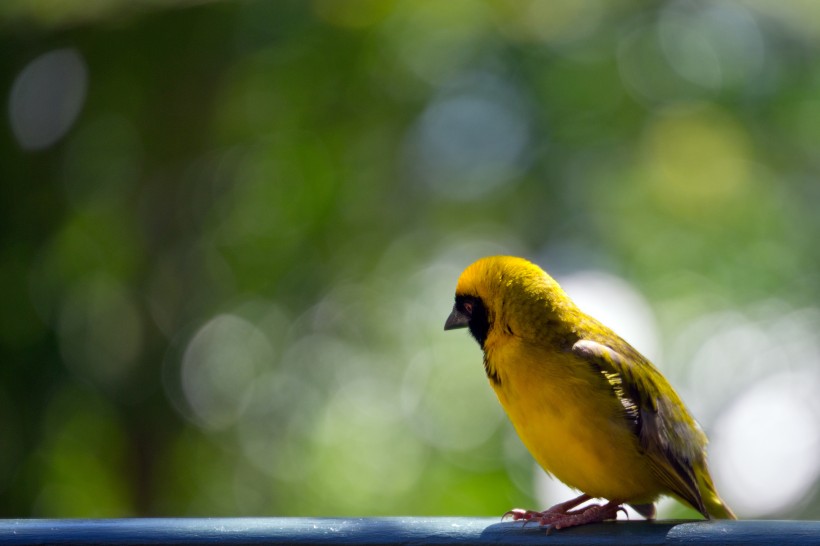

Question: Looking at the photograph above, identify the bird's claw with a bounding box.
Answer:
[501,508,542,522]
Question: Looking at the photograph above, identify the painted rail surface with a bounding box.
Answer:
[0,517,818,545]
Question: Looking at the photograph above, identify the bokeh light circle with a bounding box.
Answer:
[9,48,87,151]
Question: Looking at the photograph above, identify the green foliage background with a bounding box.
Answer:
[2,0,820,519]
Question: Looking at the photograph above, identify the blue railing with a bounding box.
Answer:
[0,518,818,545]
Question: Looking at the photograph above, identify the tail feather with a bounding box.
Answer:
[696,466,737,520]
[703,494,737,520]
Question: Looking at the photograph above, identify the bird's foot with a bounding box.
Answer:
[503,496,625,532]
[546,501,625,531]
[503,493,590,525]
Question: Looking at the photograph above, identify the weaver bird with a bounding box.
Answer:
[444,256,735,530]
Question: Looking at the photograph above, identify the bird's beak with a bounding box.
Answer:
[444,305,470,331]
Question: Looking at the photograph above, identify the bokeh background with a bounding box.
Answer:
[2,0,820,520]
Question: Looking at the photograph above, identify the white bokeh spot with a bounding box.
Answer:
[9,48,88,150]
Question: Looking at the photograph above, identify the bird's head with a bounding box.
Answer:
[444,256,565,348]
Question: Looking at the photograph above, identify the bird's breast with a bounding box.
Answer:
[486,336,661,502]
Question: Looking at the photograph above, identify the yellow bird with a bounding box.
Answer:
[444,256,735,530]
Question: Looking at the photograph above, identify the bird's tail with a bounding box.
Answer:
[696,465,737,520]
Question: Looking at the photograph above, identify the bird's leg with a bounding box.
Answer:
[503,493,591,523]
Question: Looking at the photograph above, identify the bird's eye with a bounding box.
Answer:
[462,300,473,315]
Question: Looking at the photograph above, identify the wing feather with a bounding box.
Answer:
[572,338,709,517]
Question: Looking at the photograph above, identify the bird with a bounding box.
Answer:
[443,256,735,530]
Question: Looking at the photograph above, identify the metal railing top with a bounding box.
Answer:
[0,517,817,545]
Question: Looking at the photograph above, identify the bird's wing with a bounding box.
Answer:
[572,339,709,517]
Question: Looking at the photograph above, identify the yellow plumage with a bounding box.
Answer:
[444,256,735,526]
